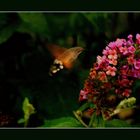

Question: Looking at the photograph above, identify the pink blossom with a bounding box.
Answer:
[122,89,132,97]
[97,55,106,65]
[129,67,140,78]
[128,34,133,39]
[115,89,121,94]
[96,55,108,70]
[97,71,108,82]
[134,59,140,70]
[103,49,109,55]
[103,46,110,54]
[136,34,140,44]
[108,42,116,49]
[127,34,134,46]
[108,49,117,60]
[90,69,97,79]
[128,46,136,54]
[119,46,128,55]
[79,90,88,101]
[106,66,117,76]
[108,59,117,65]
[118,79,131,87]
[78,33,140,115]
[115,38,126,48]
[127,56,135,65]
[120,65,129,76]
[126,38,134,46]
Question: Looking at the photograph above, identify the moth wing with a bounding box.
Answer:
[47,44,67,59]
[57,47,84,69]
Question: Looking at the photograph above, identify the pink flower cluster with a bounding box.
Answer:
[79,34,140,103]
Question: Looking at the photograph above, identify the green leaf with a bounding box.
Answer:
[23,97,35,119]
[18,13,49,36]
[116,97,136,109]
[0,26,15,44]
[82,13,108,34]
[17,118,25,124]
[22,97,36,127]
[105,119,131,127]
[89,113,105,128]
[41,117,83,128]
[0,14,8,28]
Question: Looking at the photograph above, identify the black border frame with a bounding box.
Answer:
[0,0,140,139]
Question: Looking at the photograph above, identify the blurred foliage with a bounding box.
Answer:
[0,13,140,127]
[41,117,83,128]
[18,97,35,127]
[105,119,131,127]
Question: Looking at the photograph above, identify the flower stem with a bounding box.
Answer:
[73,111,88,128]
[78,102,91,111]
[88,112,95,127]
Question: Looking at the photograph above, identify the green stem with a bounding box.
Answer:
[24,120,28,127]
[78,102,91,112]
[73,111,88,128]
[88,112,95,127]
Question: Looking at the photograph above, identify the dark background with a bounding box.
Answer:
[0,13,140,127]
